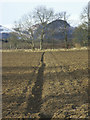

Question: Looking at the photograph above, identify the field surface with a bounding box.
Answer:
[2,50,89,118]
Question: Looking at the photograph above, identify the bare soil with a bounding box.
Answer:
[2,50,89,119]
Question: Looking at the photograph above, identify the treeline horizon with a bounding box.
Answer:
[2,4,88,50]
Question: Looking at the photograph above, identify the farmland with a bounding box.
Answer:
[2,49,89,118]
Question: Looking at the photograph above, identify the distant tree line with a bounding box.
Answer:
[73,5,88,48]
[3,4,89,50]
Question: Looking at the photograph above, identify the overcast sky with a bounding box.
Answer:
[0,0,89,28]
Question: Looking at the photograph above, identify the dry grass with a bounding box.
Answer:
[1,46,88,53]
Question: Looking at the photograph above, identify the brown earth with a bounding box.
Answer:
[2,50,89,119]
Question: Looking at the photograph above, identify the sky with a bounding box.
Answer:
[0,0,89,28]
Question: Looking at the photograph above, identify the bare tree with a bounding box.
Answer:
[88,2,90,22]
[55,12,64,20]
[63,12,69,49]
[73,24,88,46]
[88,1,90,46]
[80,5,88,26]
[33,6,54,49]
[72,4,89,47]
[14,13,35,49]
[55,11,70,49]
[80,3,90,47]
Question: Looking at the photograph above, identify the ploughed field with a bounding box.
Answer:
[2,50,89,118]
